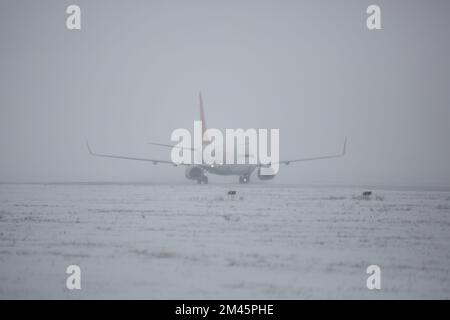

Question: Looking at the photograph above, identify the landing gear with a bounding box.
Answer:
[239,175,250,184]
[197,176,208,184]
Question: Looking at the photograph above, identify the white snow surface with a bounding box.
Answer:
[0,183,449,299]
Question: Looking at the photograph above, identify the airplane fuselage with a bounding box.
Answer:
[203,164,257,176]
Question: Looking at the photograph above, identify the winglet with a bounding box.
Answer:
[342,137,347,156]
[85,138,94,155]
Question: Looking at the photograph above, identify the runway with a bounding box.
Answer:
[0,183,449,299]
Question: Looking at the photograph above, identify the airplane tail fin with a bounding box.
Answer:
[199,92,208,143]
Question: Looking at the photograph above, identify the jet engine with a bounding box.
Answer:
[185,165,205,180]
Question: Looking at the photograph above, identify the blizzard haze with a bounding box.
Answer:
[1,0,450,186]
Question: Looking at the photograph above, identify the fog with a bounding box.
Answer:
[1,0,449,187]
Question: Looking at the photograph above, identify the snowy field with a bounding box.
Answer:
[0,183,449,299]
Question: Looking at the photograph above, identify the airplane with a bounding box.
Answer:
[86,93,346,184]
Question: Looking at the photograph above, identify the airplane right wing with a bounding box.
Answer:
[271,138,347,165]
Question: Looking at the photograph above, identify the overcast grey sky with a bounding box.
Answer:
[1,0,449,186]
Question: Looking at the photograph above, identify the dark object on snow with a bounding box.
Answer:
[362,191,372,199]
[227,190,237,200]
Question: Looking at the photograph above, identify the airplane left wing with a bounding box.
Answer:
[86,140,180,165]
[147,141,196,152]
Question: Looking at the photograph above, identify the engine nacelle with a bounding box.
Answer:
[185,165,205,180]
[257,167,276,180]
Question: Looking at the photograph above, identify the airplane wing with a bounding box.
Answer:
[86,140,181,165]
[265,138,347,166]
[147,141,196,152]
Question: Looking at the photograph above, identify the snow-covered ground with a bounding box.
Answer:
[0,183,449,299]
